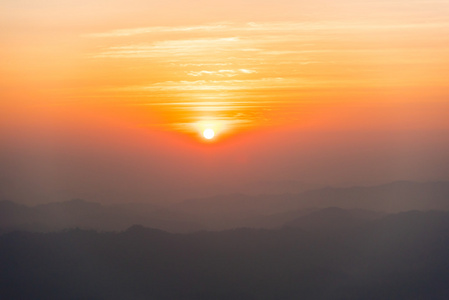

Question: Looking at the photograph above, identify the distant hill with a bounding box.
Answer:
[0,199,203,234]
[285,207,384,233]
[2,181,449,233]
[171,181,449,229]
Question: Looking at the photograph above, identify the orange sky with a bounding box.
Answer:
[1,0,449,203]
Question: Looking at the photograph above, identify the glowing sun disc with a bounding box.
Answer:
[203,128,215,139]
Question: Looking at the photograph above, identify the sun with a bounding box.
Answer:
[203,128,215,140]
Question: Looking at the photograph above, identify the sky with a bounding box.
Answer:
[1,0,449,204]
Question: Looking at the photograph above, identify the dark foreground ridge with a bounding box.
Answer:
[2,210,449,300]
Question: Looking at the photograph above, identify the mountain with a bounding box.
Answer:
[171,181,449,230]
[2,181,449,233]
[1,210,449,299]
[0,199,203,234]
[285,207,383,233]
[0,201,35,233]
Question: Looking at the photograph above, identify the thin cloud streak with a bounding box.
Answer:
[85,21,449,38]
[81,18,449,134]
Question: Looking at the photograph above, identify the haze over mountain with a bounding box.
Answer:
[0,199,202,234]
[2,181,448,233]
[170,181,449,230]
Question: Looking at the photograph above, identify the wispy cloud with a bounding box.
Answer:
[137,78,303,92]
[84,23,232,38]
[85,21,449,38]
[186,69,256,77]
[83,19,449,133]
[93,37,242,59]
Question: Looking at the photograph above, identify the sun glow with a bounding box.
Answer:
[190,120,229,141]
[203,128,215,140]
[3,2,448,145]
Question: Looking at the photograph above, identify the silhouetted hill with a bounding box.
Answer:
[285,207,383,233]
[171,181,449,229]
[0,199,203,234]
[1,211,449,299]
[3,181,449,233]
[0,201,31,224]
[0,201,35,233]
